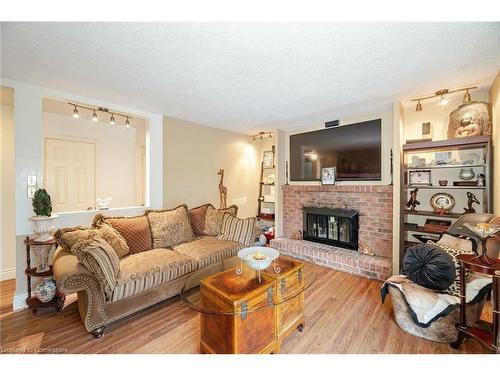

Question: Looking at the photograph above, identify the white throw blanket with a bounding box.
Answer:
[381,273,491,326]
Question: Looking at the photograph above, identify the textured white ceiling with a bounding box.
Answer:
[1,22,499,133]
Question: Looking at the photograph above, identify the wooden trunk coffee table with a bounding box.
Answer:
[180,255,316,354]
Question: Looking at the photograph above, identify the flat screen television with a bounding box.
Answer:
[290,119,382,181]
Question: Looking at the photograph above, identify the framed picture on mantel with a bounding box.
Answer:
[321,167,336,185]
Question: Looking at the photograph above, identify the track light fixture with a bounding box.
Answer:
[68,102,133,128]
[411,86,476,112]
[415,100,422,112]
[250,131,274,142]
[438,94,448,106]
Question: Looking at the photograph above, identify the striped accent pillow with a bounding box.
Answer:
[217,213,256,247]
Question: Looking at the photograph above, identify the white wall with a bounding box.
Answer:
[43,112,145,210]
[1,101,16,281]
[0,77,163,310]
[163,116,260,218]
[489,71,500,215]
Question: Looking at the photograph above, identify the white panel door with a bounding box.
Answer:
[45,138,95,212]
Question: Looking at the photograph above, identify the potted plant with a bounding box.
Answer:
[29,188,58,242]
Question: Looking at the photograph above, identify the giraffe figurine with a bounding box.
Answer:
[217,169,227,209]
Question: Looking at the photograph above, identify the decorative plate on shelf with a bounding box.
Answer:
[430,192,455,212]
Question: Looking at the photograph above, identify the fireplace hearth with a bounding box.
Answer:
[303,207,359,250]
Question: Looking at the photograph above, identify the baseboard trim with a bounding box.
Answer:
[0,268,16,281]
[13,292,28,311]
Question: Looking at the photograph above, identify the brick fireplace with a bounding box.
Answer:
[271,184,393,280]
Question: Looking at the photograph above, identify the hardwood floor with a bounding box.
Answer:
[0,265,488,354]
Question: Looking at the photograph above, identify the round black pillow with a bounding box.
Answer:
[403,243,456,290]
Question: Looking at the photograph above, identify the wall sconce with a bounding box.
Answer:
[411,86,476,112]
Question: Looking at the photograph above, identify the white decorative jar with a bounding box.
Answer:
[29,215,59,242]
[34,278,57,303]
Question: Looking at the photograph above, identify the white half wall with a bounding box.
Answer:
[1,77,163,310]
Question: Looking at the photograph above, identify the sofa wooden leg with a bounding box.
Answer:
[91,327,105,339]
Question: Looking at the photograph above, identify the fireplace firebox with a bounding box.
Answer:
[303,207,359,250]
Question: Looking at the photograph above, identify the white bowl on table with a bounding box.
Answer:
[237,246,279,271]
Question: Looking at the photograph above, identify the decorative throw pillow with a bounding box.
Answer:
[203,205,238,236]
[188,204,210,237]
[146,205,194,248]
[429,240,474,297]
[93,214,153,255]
[54,225,130,258]
[72,237,120,299]
[216,213,256,247]
[437,233,475,253]
[402,243,456,291]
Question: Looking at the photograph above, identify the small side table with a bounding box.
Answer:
[450,253,500,353]
[24,237,65,316]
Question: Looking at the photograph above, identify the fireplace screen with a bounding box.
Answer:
[303,207,359,250]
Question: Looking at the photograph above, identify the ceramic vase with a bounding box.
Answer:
[29,214,58,242]
[459,168,475,181]
[34,278,57,303]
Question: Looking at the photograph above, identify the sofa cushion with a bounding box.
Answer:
[93,214,153,255]
[188,203,210,237]
[217,213,256,247]
[112,248,197,302]
[146,205,194,249]
[72,237,120,300]
[54,225,130,258]
[203,205,238,236]
[172,236,243,268]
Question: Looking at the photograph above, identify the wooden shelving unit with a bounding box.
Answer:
[399,136,492,269]
[403,210,463,219]
[24,238,65,316]
[257,147,276,231]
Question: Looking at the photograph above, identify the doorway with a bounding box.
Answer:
[44,137,96,212]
